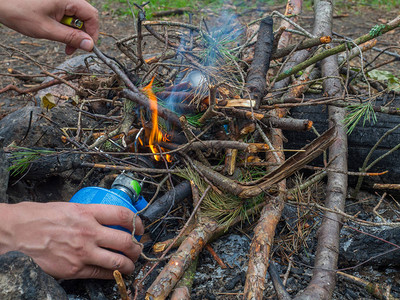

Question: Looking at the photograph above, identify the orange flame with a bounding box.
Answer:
[143,78,172,162]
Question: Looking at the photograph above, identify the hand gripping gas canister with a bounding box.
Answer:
[69,173,148,240]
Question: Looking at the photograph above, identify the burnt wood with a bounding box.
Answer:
[284,96,400,186]
[245,16,274,109]
[141,180,192,224]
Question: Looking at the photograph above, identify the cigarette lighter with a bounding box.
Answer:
[60,16,83,29]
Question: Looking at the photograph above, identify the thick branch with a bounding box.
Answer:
[293,1,347,299]
[246,16,274,109]
[220,107,313,131]
[277,0,304,49]
[244,195,284,299]
[271,36,331,60]
[145,220,220,300]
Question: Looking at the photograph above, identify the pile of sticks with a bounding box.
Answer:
[2,0,400,299]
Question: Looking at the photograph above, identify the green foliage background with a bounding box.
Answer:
[97,0,399,17]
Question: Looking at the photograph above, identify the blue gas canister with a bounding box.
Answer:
[70,173,148,240]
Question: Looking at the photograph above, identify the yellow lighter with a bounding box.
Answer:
[60,16,83,29]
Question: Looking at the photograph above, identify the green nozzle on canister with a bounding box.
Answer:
[111,173,141,202]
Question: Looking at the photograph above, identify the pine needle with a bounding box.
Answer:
[8,147,55,176]
[343,101,377,134]
[180,167,263,227]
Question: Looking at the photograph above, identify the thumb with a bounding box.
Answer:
[47,21,95,53]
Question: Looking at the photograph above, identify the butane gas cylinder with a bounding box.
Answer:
[70,172,148,240]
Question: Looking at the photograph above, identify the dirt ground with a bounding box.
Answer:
[1,1,400,299]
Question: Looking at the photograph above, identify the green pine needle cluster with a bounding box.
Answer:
[343,101,377,135]
[8,147,55,176]
[180,167,263,227]
[185,113,204,127]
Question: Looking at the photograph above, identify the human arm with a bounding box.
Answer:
[0,202,144,279]
[0,0,99,54]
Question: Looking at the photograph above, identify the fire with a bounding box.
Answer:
[143,78,172,162]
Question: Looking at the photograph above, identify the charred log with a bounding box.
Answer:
[246,16,274,109]
[141,181,192,225]
[285,97,400,186]
[340,227,400,268]
[7,152,86,180]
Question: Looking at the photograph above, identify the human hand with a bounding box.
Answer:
[0,0,99,55]
[0,202,144,279]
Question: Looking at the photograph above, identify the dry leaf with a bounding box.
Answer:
[41,93,57,110]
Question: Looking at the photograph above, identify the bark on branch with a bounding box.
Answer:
[271,35,331,60]
[293,1,348,299]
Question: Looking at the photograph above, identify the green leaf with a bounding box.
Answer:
[367,70,400,91]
